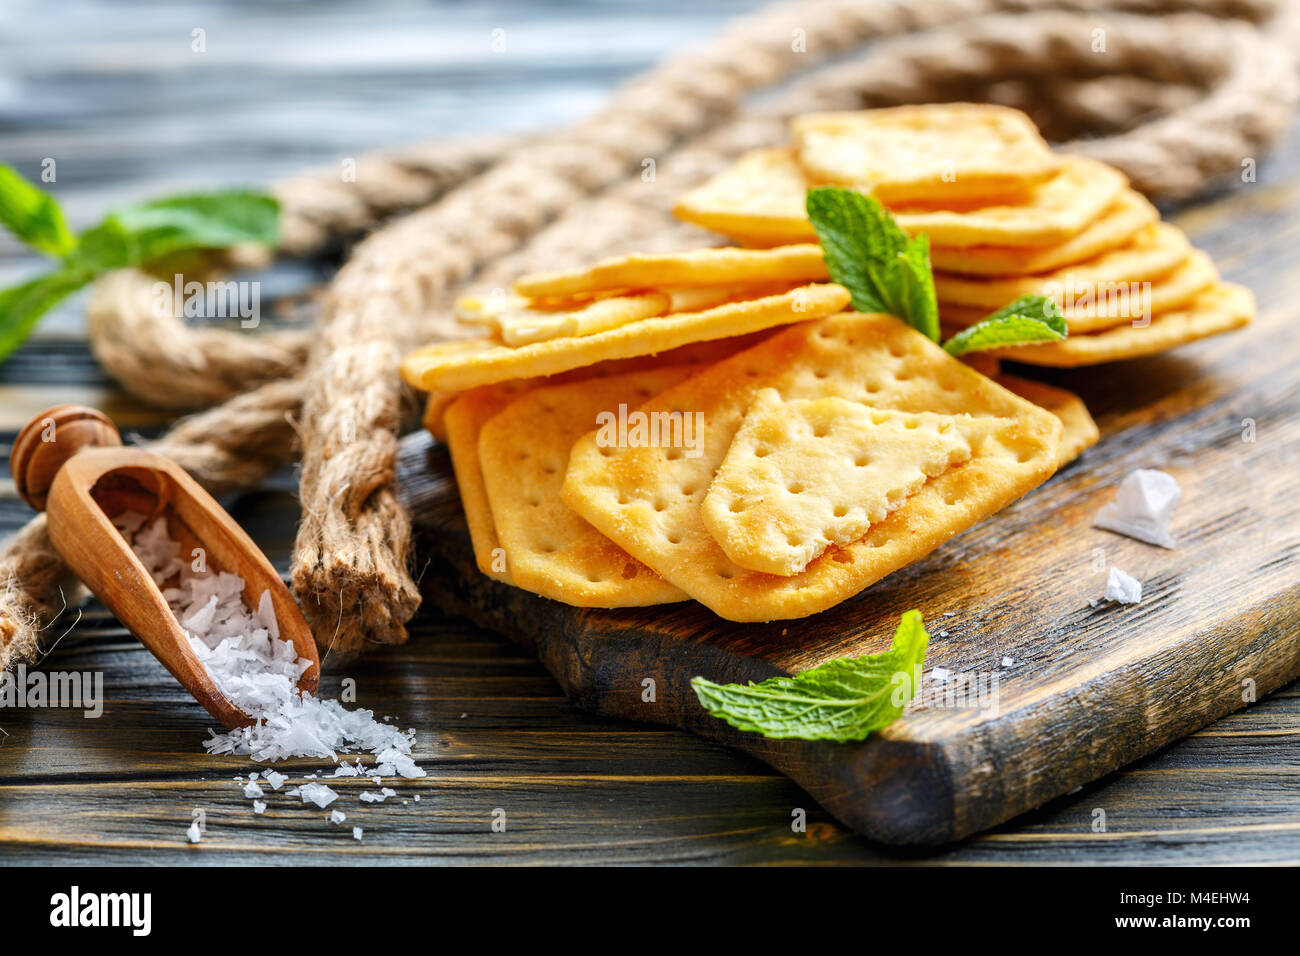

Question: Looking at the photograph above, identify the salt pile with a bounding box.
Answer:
[114,513,426,774]
[1094,469,1181,548]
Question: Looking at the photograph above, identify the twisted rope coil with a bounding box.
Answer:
[2,0,1296,669]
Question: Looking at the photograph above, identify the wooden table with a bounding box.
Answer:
[1,0,1298,865]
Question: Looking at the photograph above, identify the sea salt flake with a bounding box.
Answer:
[359,791,386,803]
[1001,656,1015,668]
[1105,567,1143,605]
[929,667,951,682]
[186,822,202,844]
[264,770,286,791]
[298,783,339,808]
[1094,469,1180,548]
[352,826,363,841]
[329,810,347,825]
[253,800,267,814]
[243,781,264,799]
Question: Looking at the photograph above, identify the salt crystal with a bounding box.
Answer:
[331,764,360,777]
[253,800,267,814]
[329,810,346,825]
[298,783,339,808]
[352,826,363,841]
[381,787,396,798]
[263,770,286,791]
[414,795,421,802]
[243,781,264,799]
[1105,567,1143,605]
[930,667,951,682]
[186,822,202,844]
[1094,469,1180,548]
[1001,656,1015,668]
[359,791,386,803]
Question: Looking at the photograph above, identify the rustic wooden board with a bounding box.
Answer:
[398,183,1300,844]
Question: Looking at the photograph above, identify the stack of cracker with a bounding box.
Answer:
[675,103,1254,366]
[401,102,1250,621]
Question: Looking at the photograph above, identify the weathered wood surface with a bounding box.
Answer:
[0,0,1298,863]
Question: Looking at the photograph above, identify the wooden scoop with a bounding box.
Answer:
[10,404,320,729]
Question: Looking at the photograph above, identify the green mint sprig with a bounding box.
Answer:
[942,294,1067,357]
[690,610,930,742]
[0,164,279,365]
[805,186,1068,356]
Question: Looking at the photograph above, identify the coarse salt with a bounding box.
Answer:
[297,783,339,808]
[186,822,202,844]
[1093,469,1180,548]
[253,800,267,814]
[1105,567,1143,605]
[352,826,363,841]
[329,809,347,825]
[243,780,264,799]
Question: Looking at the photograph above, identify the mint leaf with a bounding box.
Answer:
[0,165,76,257]
[111,191,279,263]
[896,233,940,342]
[805,187,940,341]
[690,610,930,742]
[0,268,92,364]
[943,294,1067,357]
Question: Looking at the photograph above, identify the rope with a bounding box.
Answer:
[2,0,1297,670]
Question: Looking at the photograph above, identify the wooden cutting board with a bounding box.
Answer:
[396,212,1300,846]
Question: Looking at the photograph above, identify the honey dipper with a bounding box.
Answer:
[10,404,320,728]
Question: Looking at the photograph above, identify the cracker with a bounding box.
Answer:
[444,382,542,582]
[792,104,1060,204]
[675,148,1127,249]
[455,291,671,346]
[701,389,999,576]
[672,148,816,247]
[401,283,849,392]
[479,368,693,607]
[941,249,1219,334]
[562,313,1062,621]
[930,189,1160,275]
[934,223,1192,310]
[511,244,828,299]
[995,375,1099,467]
[967,281,1253,366]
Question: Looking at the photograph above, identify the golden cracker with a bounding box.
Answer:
[455,291,671,346]
[941,248,1219,334]
[702,389,998,576]
[969,282,1253,366]
[930,189,1159,276]
[933,223,1192,310]
[478,368,693,607]
[995,375,1099,467]
[512,244,827,299]
[675,148,1126,249]
[401,283,849,393]
[792,104,1060,204]
[561,313,1062,622]
[444,382,542,582]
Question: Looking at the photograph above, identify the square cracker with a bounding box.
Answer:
[930,189,1159,276]
[792,104,1060,204]
[994,375,1099,467]
[512,244,827,299]
[933,223,1193,310]
[973,281,1253,366]
[479,368,693,607]
[455,291,671,346]
[422,329,786,443]
[940,248,1218,334]
[701,389,1002,576]
[674,148,1122,248]
[562,312,1063,622]
[400,283,849,393]
[443,382,539,582]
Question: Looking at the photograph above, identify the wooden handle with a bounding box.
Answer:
[10,405,122,512]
